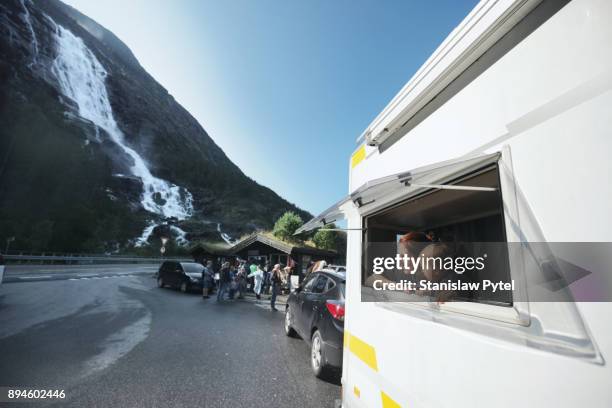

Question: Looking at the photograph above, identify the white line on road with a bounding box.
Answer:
[7,266,158,273]
[11,274,142,283]
[66,274,137,281]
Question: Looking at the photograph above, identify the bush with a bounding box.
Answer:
[272,211,303,242]
[312,224,338,251]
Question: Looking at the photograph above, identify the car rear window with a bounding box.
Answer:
[311,276,328,293]
[324,276,345,297]
[182,263,204,273]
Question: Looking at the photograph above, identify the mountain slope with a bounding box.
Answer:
[0,0,311,253]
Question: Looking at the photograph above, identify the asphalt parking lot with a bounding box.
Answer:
[0,267,340,407]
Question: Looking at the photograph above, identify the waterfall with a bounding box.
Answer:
[20,0,39,66]
[217,223,234,245]
[134,223,188,247]
[169,225,189,246]
[49,22,194,242]
[135,221,156,247]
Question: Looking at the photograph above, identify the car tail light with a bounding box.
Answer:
[326,300,345,321]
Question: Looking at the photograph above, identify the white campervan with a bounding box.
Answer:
[297,0,612,407]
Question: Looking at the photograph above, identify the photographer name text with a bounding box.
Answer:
[373,279,515,292]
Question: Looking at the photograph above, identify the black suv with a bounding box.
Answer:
[284,270,345,378]
[157,261,204,293]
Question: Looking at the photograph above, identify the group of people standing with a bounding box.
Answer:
[200,259,286,311]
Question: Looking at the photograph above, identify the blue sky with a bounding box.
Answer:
[62,0,479,215]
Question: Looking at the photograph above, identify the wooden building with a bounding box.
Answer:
[189,242,231,265]
[190,233,339,281]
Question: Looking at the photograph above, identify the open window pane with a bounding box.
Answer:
[353,152,501,214]
[296,152,500,234]
[295,197,351,234]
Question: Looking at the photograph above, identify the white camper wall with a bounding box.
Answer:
[344,0,612,407]
[351,0,612,239]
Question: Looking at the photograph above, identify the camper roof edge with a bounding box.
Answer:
[356,0,542,147]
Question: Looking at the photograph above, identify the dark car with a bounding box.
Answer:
[157,261,204,293]
[284,271,345,378]
[0,253,5,286]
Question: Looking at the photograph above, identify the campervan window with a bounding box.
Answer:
[362,164,512,306]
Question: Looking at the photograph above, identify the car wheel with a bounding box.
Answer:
[311,330,331,378]
[180,281,188,293]
[157,277,164,288]
[284,306,298,338]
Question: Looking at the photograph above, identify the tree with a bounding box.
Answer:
[312,224,338,251]
[273,211,303,242]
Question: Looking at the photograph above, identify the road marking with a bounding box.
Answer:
[9,273,144,283]
[66,274,139,281]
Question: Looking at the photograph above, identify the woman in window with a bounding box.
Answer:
[365,231,431,288]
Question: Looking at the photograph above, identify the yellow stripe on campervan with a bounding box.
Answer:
[344,330,404,407]
[351,145,366,168]
[381,391,402,408]
[344,330,378,372]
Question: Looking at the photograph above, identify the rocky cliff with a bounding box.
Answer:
[0,0,310,253]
